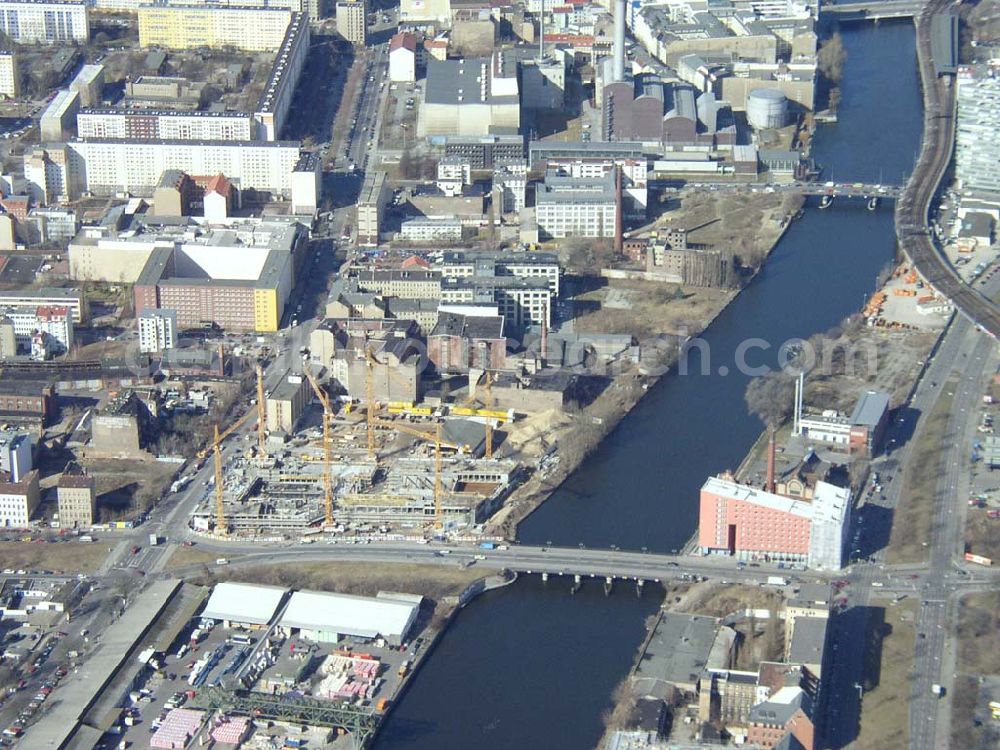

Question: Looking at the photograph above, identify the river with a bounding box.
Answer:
[375,19,923,750]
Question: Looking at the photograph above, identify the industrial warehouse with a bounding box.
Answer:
[18,579,427,750]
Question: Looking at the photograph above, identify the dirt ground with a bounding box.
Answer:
[198,561,485,602]
[956,591,1000,675]
[0,540,109,573]
[887,375,956,564]
[573,280,735,341]
[855,600,917,750]
[964,511,1000,565]
[951,591,1000,749]
[645,190,803,265]
[801,327,937,413]
[80,459,179,523]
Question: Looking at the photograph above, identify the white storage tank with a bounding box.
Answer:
[747,88,788,130]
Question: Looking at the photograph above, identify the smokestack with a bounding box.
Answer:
[540,300,549,365]
[766,428,776,493]
[539,0,545,61]
[614,164,623,256]
[613,0,626,82]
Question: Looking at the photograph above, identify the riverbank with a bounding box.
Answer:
[487,195,803,540]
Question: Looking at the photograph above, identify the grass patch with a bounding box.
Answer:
[195,561,486,602]
[162,546,222,571]
[0,540,110,573]
[956,591,1000,674]
[856,600,916,750]
[887,376,957,564]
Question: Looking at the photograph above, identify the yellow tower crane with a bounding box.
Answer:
[302,366,334,527]
[197,365,268,533]
[197,408,256,534]
[466,370,497,459]
[370,418,460,525]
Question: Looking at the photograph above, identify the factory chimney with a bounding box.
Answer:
[539,0,545,60]
[766,428,776,493]
[613,0,626,82]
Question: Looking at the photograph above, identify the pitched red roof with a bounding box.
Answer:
[205,173,231,196]
[390,32,418,53]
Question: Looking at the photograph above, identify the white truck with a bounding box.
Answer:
[148,533,159,546]
[766,576,788,587]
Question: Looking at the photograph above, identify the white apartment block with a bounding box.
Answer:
[0,0,89,44]
[956,65,1000,196]
[23,146,72,206]
[440,251,561,296]
[92,0,305,10]
[535,171,618,239]
[0,288,85,323]
[441,278,551,331]
[0,305,74,353]
[0,52,19,98]
[58,139,301,199]
[254,12,310,141]
[77,110,256,141]
[335,0,366,45]
[400,217,463,242]
[138,308,177,354]
[494,165,526,214]
[0,476,38,528]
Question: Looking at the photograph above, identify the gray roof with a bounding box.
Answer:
[666,85,697,122]
[849,391,889,428]
[18,581,182,750]
[633,612,718,687]
[789,582,830,607]
[748,690,804,726]
[959,211,994,239]
[788,616,827,666]
[430,311,504,339]
[425,58,519,106]
[536,170,617,205]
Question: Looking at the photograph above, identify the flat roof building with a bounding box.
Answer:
[536,169,618,240]
[278,589,420,646]
[698,474,851,570]
[200,581,287,627]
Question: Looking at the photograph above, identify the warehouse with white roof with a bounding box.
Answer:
[278,590,421,646]
[200,582,288,629]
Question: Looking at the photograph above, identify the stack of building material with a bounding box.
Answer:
[211,715,249,744]
[150,708,205,749]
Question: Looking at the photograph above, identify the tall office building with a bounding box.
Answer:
[956,65,1000,196]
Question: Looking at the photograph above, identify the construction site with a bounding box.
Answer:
[187,362,522,538]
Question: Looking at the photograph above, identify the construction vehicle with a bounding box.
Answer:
[303,366,335,527]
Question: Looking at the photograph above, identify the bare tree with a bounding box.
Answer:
[745,370,796,428]
[818,32,848,83]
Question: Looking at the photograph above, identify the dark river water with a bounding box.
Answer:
[375,20,923,750]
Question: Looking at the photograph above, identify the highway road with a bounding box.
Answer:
[895,0,1000,337]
